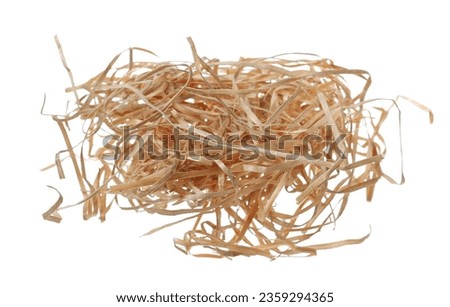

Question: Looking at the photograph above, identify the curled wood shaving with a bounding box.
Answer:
[43,36,433,258]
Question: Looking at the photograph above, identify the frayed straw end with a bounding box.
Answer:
[42,186,63,223]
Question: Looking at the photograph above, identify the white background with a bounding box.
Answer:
[1,1,448,306]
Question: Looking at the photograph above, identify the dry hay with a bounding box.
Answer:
[43,37,433,258]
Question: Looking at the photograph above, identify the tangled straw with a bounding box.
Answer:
[43,37,432,258]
